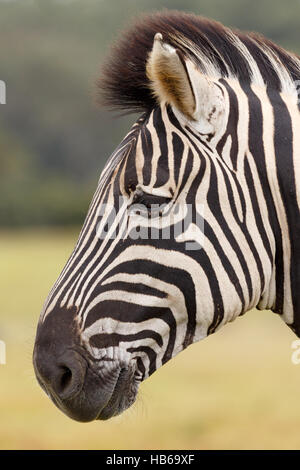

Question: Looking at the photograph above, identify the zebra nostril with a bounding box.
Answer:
[57,366,73,395]
[52,355,86,401]
[34,347,87,402]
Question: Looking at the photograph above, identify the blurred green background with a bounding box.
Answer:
[1,0,300,450]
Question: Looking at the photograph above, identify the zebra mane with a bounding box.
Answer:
[98,10,300,113]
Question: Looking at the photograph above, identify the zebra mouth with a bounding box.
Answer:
[38,362,139,422]
[97,366,139,420]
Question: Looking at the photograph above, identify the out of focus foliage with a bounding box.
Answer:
[0,0,299,226]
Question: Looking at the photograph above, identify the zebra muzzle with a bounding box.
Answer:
[33,341,138,422]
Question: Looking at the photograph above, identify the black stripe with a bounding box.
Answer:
[152,107,170,188]
[89,281,167,300]
[172,131,184,186]
[243,156,273,264]
[90,331,163,348]
[217,80,239,171]
[141,115,153,186]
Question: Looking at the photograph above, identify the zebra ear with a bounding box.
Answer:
[146,33,225,133]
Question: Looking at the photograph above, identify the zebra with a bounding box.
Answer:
[33,11,300,422]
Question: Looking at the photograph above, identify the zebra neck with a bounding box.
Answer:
[257,90,300,335]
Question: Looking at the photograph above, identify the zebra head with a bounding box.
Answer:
[33,12,300,422]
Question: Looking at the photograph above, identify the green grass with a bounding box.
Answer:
[1,229,300,449]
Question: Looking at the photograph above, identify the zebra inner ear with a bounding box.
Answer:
[146,33,225,134]
[146,33,196,119]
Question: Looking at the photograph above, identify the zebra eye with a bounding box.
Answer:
[130,189,172,217]
[133,189,172,207]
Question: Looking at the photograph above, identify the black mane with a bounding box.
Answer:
[98,10,300,113]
